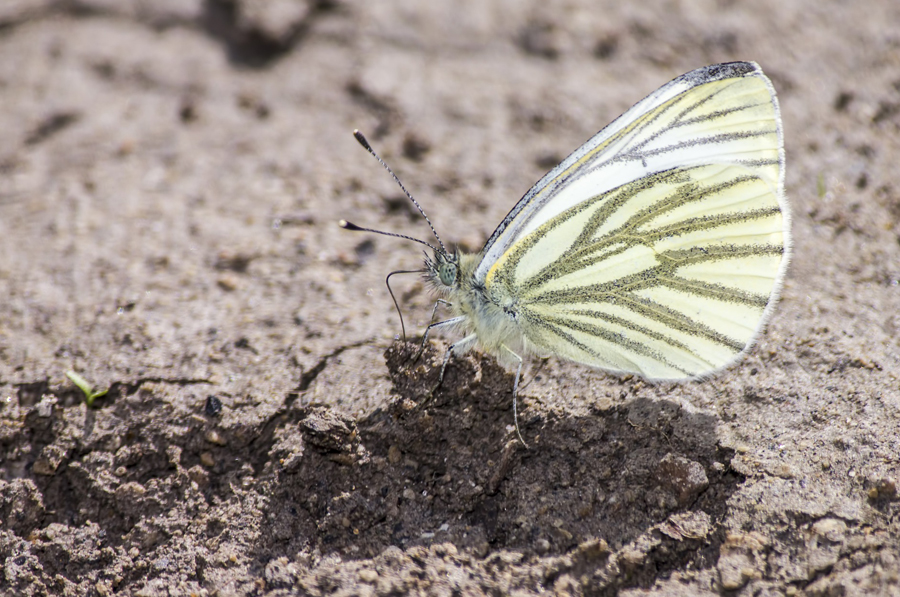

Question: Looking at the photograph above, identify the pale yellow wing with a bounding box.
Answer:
[482,64,788,379]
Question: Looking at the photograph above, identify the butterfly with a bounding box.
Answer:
[342,61,790,442]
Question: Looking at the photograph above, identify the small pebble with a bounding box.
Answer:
[388,445,402,464]
[217,274,240,291]
[205,395,223,416]
[359,569,378,583]
[205,430,226,446]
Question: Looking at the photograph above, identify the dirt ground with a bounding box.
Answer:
[1,0,899,595]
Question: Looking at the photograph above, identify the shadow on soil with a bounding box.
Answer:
[0,341,742,592]
[254,343,743,574]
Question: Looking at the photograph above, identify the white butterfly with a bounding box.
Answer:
[342,61,790,442]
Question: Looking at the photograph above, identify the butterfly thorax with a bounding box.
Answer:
[426,249,526,366]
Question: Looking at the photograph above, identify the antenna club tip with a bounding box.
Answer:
[339,220,364,231]
[338,219,349,227]
[353,129,372,150]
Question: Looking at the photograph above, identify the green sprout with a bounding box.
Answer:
[65,371,109,407]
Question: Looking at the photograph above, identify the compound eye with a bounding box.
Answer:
[438,262,457,286]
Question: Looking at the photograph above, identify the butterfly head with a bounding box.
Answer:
[426,249,459,291]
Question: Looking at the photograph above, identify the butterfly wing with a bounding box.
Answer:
[478,62,789,380]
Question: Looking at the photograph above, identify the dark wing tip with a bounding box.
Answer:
[680,62,760,86]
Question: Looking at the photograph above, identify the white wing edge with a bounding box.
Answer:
[709,63,791,381]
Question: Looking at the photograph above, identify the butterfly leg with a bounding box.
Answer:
[429,299,452,324]
[412,315,466,365]
[430,332,478,396]
[499,345,528,447]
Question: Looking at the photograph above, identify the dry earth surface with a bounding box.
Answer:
[1,0,899,595]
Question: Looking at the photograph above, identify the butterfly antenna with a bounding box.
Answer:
[339,220,431,339]
[339,220,437,253]
[353,130,448,255]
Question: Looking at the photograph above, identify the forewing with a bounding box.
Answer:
[484,162,788,380]
[475,61,786,283]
